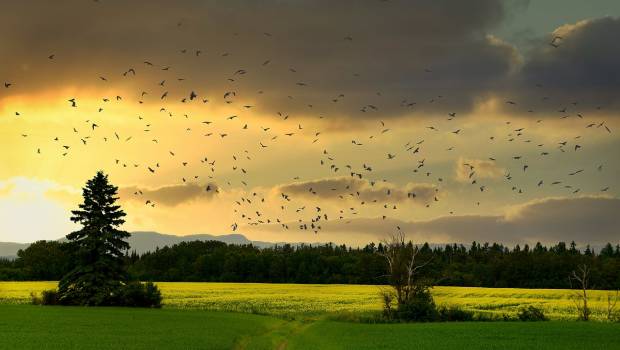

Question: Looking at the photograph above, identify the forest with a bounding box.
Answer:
[1,239,619,290]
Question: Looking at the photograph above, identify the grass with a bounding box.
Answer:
[0,304,284,350]
[1,304,619,350]
[1,281,617,320]
[287,320,620,350]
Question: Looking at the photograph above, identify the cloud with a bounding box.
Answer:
[0,178,79,242]
[455,157,505,182]
[118,182,219,206]
[275,177,439,204]
[506,16,620,114]
[0,0,519,120]
[4,1,618,121]
[250,195,620,245]
[0,183,15,197]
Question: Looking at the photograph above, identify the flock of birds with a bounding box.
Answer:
[3,21,615,237]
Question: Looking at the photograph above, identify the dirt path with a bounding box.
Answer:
[233,317,317,350]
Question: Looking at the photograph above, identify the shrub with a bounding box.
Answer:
[115,281,162,308]
[380,289,396,320]
[39,282,162,307]
[396,287,439,322]
[57,280,125,306]
[518,306,548,321]
[438,306,474,322]
[31,289,59,305]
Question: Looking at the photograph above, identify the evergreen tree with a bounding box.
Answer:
[58,171,130,305]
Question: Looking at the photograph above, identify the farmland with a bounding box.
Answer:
[1,282,620,349]
[0,281,617,320]
[1,304,619,350]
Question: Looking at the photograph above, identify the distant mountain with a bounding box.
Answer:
[0,241,30,259]
[0,231,309,258]
[125,231,283,253]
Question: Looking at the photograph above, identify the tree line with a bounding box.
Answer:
[2,239,619,289]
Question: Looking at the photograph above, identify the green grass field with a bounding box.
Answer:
[1,281,617,320]
[2,282,619,349]
[0,304,619,350]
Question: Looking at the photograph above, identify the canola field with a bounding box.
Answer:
[0,281,615,320]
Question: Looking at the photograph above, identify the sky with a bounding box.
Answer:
[1,0,619,246]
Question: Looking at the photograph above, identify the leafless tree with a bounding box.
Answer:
[569,264,591,321]
[379,232,433,306]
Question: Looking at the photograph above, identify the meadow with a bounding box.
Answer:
[1,281,617,320]
[1,304,619,350]
[2,282,620,349]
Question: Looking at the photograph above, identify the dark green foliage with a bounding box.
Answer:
[395,286,439,322]
[518,306,548,321]
[31,289,60,305]
[46,280,162,308]
[17,241,70,280]
[3,239,620,290]
[380,289,396,320]
[438,307,474,322]
[0,242,71,280]
[128,240,620,290]
[114,281,162,308]
[57,171,131,306]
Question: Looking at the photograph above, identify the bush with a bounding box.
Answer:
[36,282,162,308]
[115,281,162,308]
[31,289,59,305]
[438,306,474,322]
[518,306,548,321]
[380,289,396,320]
[396,288,439,322]
[56,280,126,306]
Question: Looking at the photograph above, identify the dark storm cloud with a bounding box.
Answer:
[0,0,515,117]
[118,182,219,206]
[412,196,620,244]
[256,196,620,245]
[503,17,620,114]
[1,1,618,119]
[276,177,438,204]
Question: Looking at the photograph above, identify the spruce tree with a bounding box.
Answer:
[58,171,130,305]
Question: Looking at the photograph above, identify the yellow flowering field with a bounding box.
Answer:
[1,282,615,320]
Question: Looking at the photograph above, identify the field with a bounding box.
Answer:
[1,304,619,350]
[1,282,620,349]
[0,281,617,320]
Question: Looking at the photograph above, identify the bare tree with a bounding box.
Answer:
[569,264,591,321]
[379,232,433,307]
[607,290,619,321]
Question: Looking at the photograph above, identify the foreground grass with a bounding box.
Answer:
[1,305,619,350]
[0,304,285,350]
[288,320,620,350]
[1,282,616,320]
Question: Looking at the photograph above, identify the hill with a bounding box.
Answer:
[0,231,301,258]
